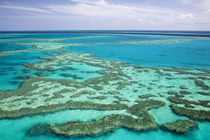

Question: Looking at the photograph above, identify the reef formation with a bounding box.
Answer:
[0,36,209,137]
[161,120,197,134]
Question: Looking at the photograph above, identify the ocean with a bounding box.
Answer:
[0,31,209,140]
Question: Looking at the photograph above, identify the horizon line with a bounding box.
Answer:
[1,29,210,32]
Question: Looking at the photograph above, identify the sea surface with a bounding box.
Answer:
[0,31,209,140]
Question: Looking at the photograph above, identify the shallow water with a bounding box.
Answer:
[0,51,56,90]
[0,31,209,140]
[0,109,209,140]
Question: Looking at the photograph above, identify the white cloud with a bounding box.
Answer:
[115,20,120,24]
[178,13,194,19]
[41,0,201,27]
[0,4,51,13]
[180,0,192,4]
[180,0,210,10]
[200,0,210,10]
[204,9,210,14]
[72,0,107,5]
[0,0,209,30]
[44,0,181,20]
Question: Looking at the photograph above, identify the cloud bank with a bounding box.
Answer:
[0,0,209,30]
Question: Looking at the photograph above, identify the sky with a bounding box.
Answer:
[0,0,210,31]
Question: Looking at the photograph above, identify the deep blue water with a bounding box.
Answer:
[64,37,210,69]
[0,43,31,51]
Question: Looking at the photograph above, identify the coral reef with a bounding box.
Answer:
[194,80,209,90]
[0,36,209,138]
[27,99,165,137]
[170,105,210,121]
[27,114,157,137]
[161,120,197,133]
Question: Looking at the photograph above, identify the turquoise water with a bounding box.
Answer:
[44,62,103,81]
[0,52,102,90]
[0,51,56,90]
[0,109,209,140]
[0,31,210,140]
